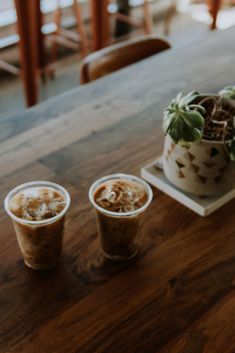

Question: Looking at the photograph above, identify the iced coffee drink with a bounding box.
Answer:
[89,174,153,261]
[4,181,70,270]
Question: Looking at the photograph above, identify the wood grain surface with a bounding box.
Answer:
[1,27,235,353]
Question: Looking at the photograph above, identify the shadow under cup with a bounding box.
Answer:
[89,174,153,261]
[4,181,71,270]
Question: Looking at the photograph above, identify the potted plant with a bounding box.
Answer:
[163,90,235,195]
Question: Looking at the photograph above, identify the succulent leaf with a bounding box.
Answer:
[164,91,205,144]
[187,105,206,114]
[219,86,235,100]
[179,91,200,107]
[183,111,205,129]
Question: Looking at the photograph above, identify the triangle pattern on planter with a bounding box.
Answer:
[210,147,220,158]
[178,171,185,178]
[197,175,208,184]
[176,160,185,169]
[191,163,200,173]
[187,152,195,161]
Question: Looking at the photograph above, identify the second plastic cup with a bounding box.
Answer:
[4,181,70,270]
[89,174,153,261]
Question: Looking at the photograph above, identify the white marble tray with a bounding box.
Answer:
[141,157,235,217]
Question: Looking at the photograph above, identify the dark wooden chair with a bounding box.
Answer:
[80,35,171,84]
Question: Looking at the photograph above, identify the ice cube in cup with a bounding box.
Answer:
[89,174,153,261]
[4,181,70,270]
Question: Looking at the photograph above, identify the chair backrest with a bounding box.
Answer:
[80,35,171,84]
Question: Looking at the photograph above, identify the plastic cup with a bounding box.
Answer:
[4,181,70,270]
[89,174,153,261]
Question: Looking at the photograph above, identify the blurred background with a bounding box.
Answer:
[0,0,235,117]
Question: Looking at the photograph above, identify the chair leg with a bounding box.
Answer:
[207,0,222,30]
[48,2,62,79]
[114,0,132,38]
[15,0,39,106]
[143,0,153,34]
[91,0,109,50]
[35,3,46,83]
[73,0,90,56]
[163,3,176,36]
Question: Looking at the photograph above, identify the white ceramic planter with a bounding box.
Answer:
[163,134,235,196]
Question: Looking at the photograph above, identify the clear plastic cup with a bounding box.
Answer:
[4,181,71,270]
[89,174,153,261]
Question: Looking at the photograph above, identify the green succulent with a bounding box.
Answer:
[219,86,235,100]
[163,91,206,144]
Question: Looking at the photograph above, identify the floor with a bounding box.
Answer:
[0,8,217,119]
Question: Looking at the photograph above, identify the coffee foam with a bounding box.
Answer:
[94,179,148,213]
[9,186,66,221]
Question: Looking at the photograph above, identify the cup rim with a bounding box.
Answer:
[89,173,153,218]
[4,181,71,226]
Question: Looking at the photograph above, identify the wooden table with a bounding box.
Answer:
[1,26,235,353]
[14,0,109,107]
